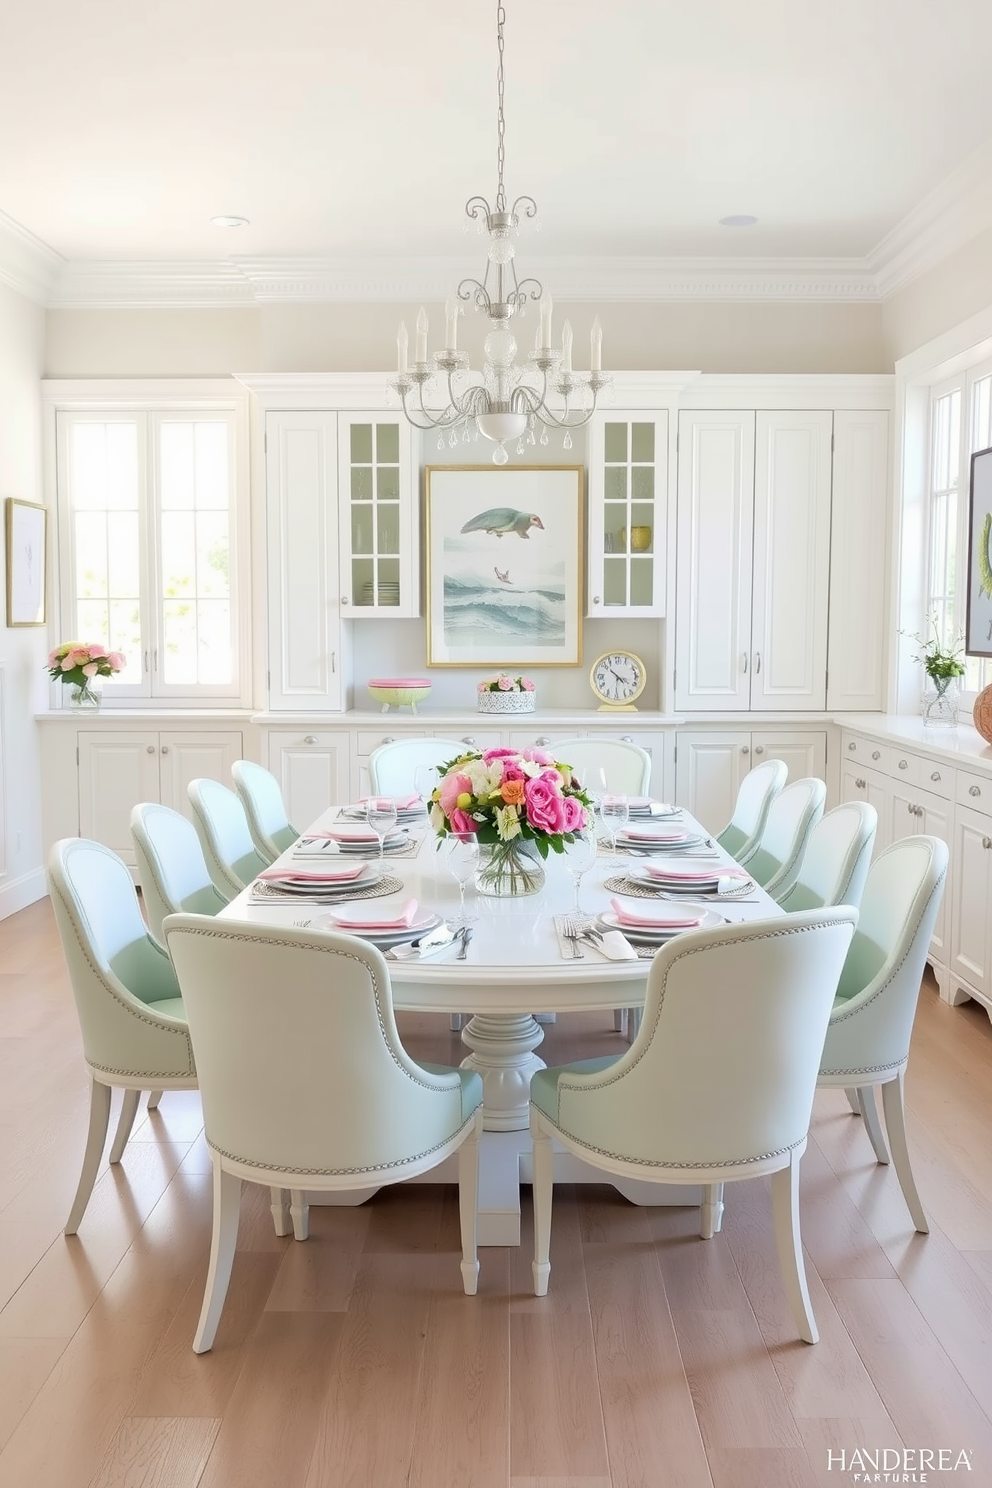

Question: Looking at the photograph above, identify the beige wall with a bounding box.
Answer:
[883,225,992,365]
[46,299,888,378]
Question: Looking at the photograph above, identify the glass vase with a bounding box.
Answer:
[475,838,546,897]
[68,680,103,711]
[922,676,959,729]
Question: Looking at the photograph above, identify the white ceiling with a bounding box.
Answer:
[2,0,992,297]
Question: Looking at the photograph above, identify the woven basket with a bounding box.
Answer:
[973,683,992,743]
[477,690,536,714]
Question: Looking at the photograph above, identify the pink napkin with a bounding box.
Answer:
[358,793,420,811]
[645,862,747,881]
[622,826,690,842]
[309,826,384,843]
[609,898,705,929]
[257,863,366,883]
[329,898,420,931]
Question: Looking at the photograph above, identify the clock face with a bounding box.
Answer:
[590,651,646,705]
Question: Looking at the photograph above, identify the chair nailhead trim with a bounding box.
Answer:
[828,868,946,1025]
[207,1110,477,1177]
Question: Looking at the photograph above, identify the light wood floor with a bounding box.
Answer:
[2,899,992,1487]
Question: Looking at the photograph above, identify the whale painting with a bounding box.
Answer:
[426,466,583,666]
[966,446,992,656]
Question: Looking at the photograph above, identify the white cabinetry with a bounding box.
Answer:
[337,415,418,617]
[587,412,668,616]
[265,730,352,830]
[77,729,243,866]
[827,412,889,710]
[675,728,827,835]
[949,807,992,1005]
[675,410,832,712]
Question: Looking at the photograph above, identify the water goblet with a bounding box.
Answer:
[443,830,480,924]
[563,830,598,914]
[413,763,437,813]
[601,793,629,855]
[365,796,398,859]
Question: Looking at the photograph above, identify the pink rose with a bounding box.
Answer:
[60,654,77,671]
[525,775,566,833]
[500,759,526,783]
[538,767,563,791]
[522,678,535,691]
[482,747,518,761]
[497,675,514,691]
[47,649,60,666]
[439,771,473,816]
[108,652,125,670]
[477,681,487,692]
[448,808,476,835]
[521,748,555,766]
[87,643,107,658]
[82,662,99,677]
[561,796,586,833]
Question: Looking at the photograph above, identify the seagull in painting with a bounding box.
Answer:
[460,508,545,539]
[494,565,511,584]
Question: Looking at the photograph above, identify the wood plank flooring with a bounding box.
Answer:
[2,896,992,1486]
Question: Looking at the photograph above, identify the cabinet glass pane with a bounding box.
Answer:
[631,466,655,502]
[375,424,399,463]
[604,467,627,501]
[351,466,373,501]
[352,557,375,605]
[630,559,653,607]
[604,423,628,462]
[630,503,654,549]
[350,424,373,464]
[377,504,400,553]
[631,422,655,462]
[603,557,627,606]
[604,502,626,553]
[377,556,400,603]
[351,507,373,554]
[376,465,400,500]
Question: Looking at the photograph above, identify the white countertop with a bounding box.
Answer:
[838,714,992,771]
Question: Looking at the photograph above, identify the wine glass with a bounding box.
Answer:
[587,766,608,829]
[365,796,398,859]
[563,830,598,913]
[413,763,437,812]
[443,830,480,924]
[601,793,629,855]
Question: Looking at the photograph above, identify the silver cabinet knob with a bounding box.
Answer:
[984,837,992,850]
[848,741,856,751]
[620,735,634,744]
[742,653,748,673]
[872,750,881,761]
[754,745,764,754]
[381,736,395,745]
[931,771,940,782]
[592,596,601,604]
[855,777,866,789]
[304,735,318,745]
[970,784,982,797]
[535,735,551,746]
[754,651,761,674]
[898,759,908,770]
[146,745,155,754]
[461,736,476,747]
[160,745,169,755]
[741,745,750,755]
[907,803,915,815]
[341,596,349,605]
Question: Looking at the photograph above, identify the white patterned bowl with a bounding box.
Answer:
[477,690,536,714]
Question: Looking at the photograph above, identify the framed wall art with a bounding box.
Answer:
[966,446,992,657]
[425,465,584,667]
[5,498,47,628]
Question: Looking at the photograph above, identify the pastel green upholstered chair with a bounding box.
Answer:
[549,738,651,797]
[164,916,484,1354]
[716,758,787,861]
[231,759,299,861]
[187,778,269,897]
[777,801,877,914]
[530,907,858,1344]
[369,737,469,796]
[131,802,230,943]
[47,838,197,1234]
[820,835,948,1233]
[740,776,826,901]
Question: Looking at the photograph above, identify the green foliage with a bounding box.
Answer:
[902,614,965,683]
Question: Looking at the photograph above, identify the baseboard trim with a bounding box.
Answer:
[0,868,47,921]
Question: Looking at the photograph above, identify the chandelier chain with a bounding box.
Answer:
[495,3,506,211]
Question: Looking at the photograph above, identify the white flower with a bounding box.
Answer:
[429,804,445,832]
[520,760,542,779]
[495,804,522,841]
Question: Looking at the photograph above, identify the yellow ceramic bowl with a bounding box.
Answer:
[367,678,433,714]
[629,525,652,552]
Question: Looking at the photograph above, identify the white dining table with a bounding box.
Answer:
[220,806,782,1243]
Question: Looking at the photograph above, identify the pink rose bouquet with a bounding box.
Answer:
[427,745,592,860]
[47,641,126,697]
[477,673,535,693]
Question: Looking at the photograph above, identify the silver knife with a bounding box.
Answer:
[456,927,473,960]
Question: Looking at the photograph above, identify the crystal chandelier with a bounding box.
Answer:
[389,2,610,465]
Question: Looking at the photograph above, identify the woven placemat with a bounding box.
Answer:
[603,873,754,901]
[249,874,405,904]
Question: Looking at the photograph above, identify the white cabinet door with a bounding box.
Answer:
[159,732,243,819]
[915,787,951,963]
[827,411,889,710]
[750,411,832,710]
[950,806,992,1002]
[674,412,755,710]
[338,415,418,617]
[887,781,920,846]
[750,729,827,786]
[266,412,343,711]
[840,761,867,804]
[587,412,668,616]
[864,770,890,851]
[268,731,352,830]
[78,732,161,866]
[674,731,750,834]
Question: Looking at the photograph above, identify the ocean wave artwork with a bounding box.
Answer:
[443,570,566,647]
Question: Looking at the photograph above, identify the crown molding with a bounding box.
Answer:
[869,136,992,300]
[0,210,63,303]
[49,259,258,308]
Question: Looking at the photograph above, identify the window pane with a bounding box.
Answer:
[157,418,233,686]
[68,420,141,681]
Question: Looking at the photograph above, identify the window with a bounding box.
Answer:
[924,361,992,695]
[55,405,245,702]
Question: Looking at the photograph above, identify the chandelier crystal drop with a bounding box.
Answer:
[389,1,610,464]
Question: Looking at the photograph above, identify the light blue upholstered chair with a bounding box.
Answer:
[530,907,858,1344]
[777,801,877,913]
[232,759,299,861]
[131,802,230,943]
[164,916,484,1352]
[369,737,469,796]
[187,778,270,897]
[820,835,948,1233]
[47,838,197,1234]
[740,776,826,901]
[716,758,788,861]
[549,737,651,796]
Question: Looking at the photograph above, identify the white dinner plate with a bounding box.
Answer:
[595,906,723,943]
[257,866,381,896]
[627,864,723,891]
[319,910,442,947]
[615,831,705,853]
[334,831,410,854]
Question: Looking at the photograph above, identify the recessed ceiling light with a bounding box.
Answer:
[719,214,758,228]
[210,215,250,229]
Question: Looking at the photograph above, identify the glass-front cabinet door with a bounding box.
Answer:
[338,415,419,617]
[587,411,668,616]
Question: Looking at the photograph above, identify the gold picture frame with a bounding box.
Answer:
[5,498,47,627]
[425,465,584,667]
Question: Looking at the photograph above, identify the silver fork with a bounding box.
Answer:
[561,916,604,954]
[558,918,585,958]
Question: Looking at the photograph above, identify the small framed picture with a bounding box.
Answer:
[425,465,584,666]
[5,498,48,628]
[966,446,992,657]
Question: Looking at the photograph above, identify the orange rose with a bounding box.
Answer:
[501,778,526,806]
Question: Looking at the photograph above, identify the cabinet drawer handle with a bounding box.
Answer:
[741,745,750,755]
[984,837,992,850]
[907,803,915,815]
[341,596,349,605]
[855,777,866,789]
[461,736,477,747]
[381,736,395,745]
[620,735,634,744]
[931,771,940,782]
[304,735,318,745]
[872,750,881,761]
[970,784,982,797]
[592,595,601,605]
[754,745,764,754]
[742,653,748,674]
[898,759,908,770]
[535,736,551,746]
[160,746,169,755]
[754,651,761,675]
[848,741,856,751]
[146,745,155,754]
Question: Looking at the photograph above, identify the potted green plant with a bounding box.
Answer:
[904,617,965,729]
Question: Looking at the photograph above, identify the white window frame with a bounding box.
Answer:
[44,379,251,708]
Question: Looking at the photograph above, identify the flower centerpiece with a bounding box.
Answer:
[476,673,537,714]
[903,617,965,729]
[47,642,126,710]
[429,746,591,896]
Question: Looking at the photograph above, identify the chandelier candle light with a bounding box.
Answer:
[389,2,610,465]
